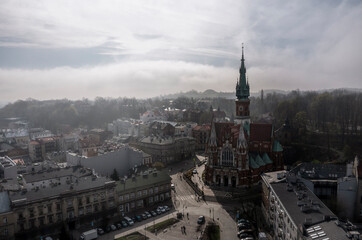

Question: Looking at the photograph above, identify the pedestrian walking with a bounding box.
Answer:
[181,226,183,234]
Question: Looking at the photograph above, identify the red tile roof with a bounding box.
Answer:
[193,125,211,131]
[249,123,272,142]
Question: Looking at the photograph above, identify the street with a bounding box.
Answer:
[98,155,239,240]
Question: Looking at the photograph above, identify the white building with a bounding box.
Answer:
[66,146,148,177]
[0,156,17,179]
[140,110,166,123]
[261,170,352,240]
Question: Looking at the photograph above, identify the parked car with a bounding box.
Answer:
[121,220,128,228]
[177,212,183,219]
[145,211,152,218]
[142,213,147,220]
[110,224,117,231]
[237,229,253,238]
[193,169,197,174]
[237,218,250,224]
[197,216,205,224]
[238,233,251,239]
[124,216,134,226]
[116,223,122,229]
[136,215,142,222]
[105,225,112,233]
[240,237,254,240]
[171,183,175,189]
[163,205,170,211]
[158,206,166,213]
[97,228,104,235]
[151,210,157,217]
[156,208,162,215]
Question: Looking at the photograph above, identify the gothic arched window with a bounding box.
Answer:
[221,148,233,166]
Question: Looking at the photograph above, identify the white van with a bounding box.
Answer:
[124,216,134,226]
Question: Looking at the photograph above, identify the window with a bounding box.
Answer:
[67,199,73,208]
[86,196,90,204]
[3,228,8,236]
[38,206,43,215]
[154,195,159,202]
[155,187,159,193]
[119,205,124,212]
[165,192,170,198]
[109,201,114,208]
[149,197,153,204]
[137,200,143,207]
[160,194,164,201]
[78,198,83,206]
[137,191,142,198]
[221,148,233,166]
[149,188,153,194]
[47,204,52,213]
[78,208,84,216]
[2,217,7,224]
[143,190,147,196]
[160,186,164,191]
[100,192,105,200]
[48,215,53,224]
[108,190,114,198]
[86,206,92,214]
[39,217,45,225]
[125,194,129,201]
[130,193,135,199]
[119,195,123,202]
[131,202,135,208]
[57,213,62,222]
[93,195,98,202]
[56,204,61,211]
[94,205,99,212]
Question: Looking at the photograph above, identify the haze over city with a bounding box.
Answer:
[0,0,361,103]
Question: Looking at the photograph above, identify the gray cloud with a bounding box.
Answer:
[0,0,361,102]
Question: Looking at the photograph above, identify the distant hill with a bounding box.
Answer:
[157,88,362,99]
[158,89,290,99]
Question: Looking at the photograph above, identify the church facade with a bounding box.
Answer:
[204,47,283,187]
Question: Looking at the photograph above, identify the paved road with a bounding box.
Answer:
[99,156,239,240]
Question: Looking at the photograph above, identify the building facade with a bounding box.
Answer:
[204,47,283,187]
[130,135,195,164]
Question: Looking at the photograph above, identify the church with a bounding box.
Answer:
[204,47,284,187]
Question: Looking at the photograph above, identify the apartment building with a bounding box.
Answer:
[261,170,357,240]
[116,170,171,216]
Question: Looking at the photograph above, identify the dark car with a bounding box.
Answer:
[116,223,122,229]
[136,215,142,222]
[237,218,250,224]
[132,216,137,222]
[238,233,251,239]
[197,216,205,224]
[177,212,183,219]
[145,211,152,218]
[237,229,253,238]
[105,225,112,233]
[156,208,162,215]
[151,211,157,217]
[121,220,128,228]
[142,213,147,220]
[97,228,104,235]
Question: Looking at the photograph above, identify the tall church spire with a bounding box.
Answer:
[236,43,250,100]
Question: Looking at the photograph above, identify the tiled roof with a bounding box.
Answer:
[249,123,272,142]
[255,154,266,166]
[249,155,260,169]
[272,140,283,152]
[115,170,171,192]
[262,153,273,164]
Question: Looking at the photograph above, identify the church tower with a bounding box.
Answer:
[235,44,250,125]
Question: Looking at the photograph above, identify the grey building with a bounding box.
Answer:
[261,170,355,240]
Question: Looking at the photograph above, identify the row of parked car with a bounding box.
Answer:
[97,205,170,235]
[236,218,254,240]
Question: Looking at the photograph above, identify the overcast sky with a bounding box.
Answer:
[0,0,361,103]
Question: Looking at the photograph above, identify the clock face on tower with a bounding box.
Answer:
[239,106,243,111]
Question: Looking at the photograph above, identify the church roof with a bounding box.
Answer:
[255,154,266,166]
[249,123,272,142]
[262,152,273,164]
[272,140,283,152]
[249,154,260,169]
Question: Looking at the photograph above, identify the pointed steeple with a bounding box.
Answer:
[209,122,217,146]
[236,43,250,100]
